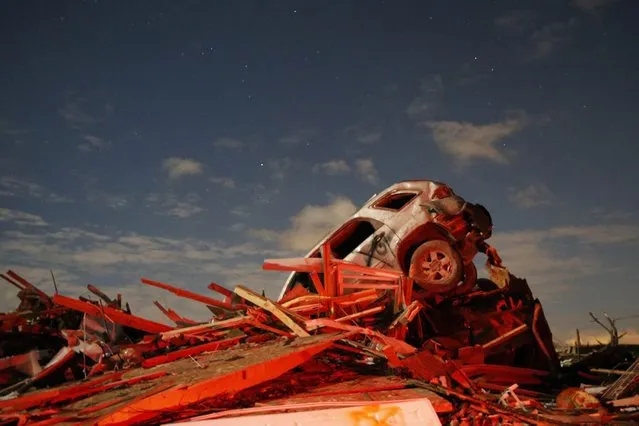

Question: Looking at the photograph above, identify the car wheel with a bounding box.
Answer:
[409,240,463,293]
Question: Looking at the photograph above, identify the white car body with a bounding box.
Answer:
[278,180,468,300]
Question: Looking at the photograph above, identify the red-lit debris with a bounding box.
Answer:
[0,246,637,425]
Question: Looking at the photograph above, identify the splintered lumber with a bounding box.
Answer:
[306,318,417,356]
[252,375,454,414]
[153,301,198,326]
[279,284,312,305]
[160,316,249,340]
[335,306,385,323]
[87,284,117,307]
[234,285,310,337]
[322,244,336,297]
[5,271,53,306]
[389,300,423,329]
[0,371,124,411]
[280,289,381,310]
[207,281,233,299]
[53,294,172,334]
[482,324,529,352]
[0,273,24,290]
[92,333,352,425]
[309,272,326,296]
[262,257,323,273]
[141,278,236,311]
[142,335,245,368]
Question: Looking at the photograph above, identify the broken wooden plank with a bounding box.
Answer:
[306,318,417,356]
[322,244,336,297]
[141,278,237,311]
[335,306,385,323]
[310,272,326,296]
[262,257,323,273]
[153,301,198,326]
[94,333,352,425]
[142,336,244,368]
[482,324,529,352]
[53,295,172,334]
[160,316,249,340]
[6,271,53,306]
[207,281,233,299]
[234,286,310,337]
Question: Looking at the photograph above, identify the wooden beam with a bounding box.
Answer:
[234,286,309,337]
[262,257,322,272]
[321,244,336,297]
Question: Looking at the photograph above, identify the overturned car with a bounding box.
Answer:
[280,180,502,299]
[275,180,558,372]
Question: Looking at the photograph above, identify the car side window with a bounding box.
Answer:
[373,191,418,211]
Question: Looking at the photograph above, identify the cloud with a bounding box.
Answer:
[495,10,536,33]
[425,114,528,165]
[0,176,72,203]
[345,125,383,145]
[311,158,378,181]
[488,223,639,300]
[230,206,250,218]
[406,75,444,122]
[590,208,634,221]
[0,208,48,227]
[266,158,294,181]
[312,159,351,175]
[509,184,554,208]
[213,137,244,150]
[527,18,579,61]
[354,158,380,185]
[541,224,639,245]
[58,95,113,127]
[279,129,316,146]
[356,131,382,144]
[210,177,236,189]
[0,119,30,139]
[250,196,358,252]
[249,183,280,205]
[78,134,110,152]
[0,225,294,316]
[162,157,203,179]
[572,0,620,12]
[86,191,129,209]
[146,192,204,218]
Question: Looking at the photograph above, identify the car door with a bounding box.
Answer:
[344,223,400,269]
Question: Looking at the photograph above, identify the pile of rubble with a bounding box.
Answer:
[1,246,638,425]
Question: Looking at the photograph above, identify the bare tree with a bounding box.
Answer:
[589,312,627,347]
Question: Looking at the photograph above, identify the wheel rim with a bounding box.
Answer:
[420,250,454,284]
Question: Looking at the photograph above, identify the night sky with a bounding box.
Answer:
[2,0,638,343]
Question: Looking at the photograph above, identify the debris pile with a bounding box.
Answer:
[1,245,638,425]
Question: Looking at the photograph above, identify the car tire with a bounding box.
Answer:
[409,240,463,293]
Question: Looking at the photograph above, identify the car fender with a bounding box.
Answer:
[396,222,457,274]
